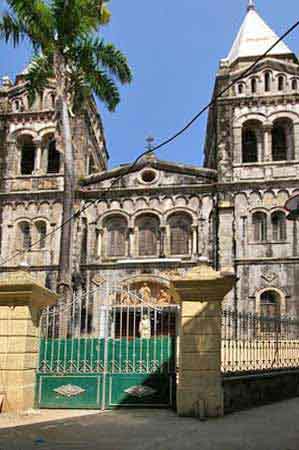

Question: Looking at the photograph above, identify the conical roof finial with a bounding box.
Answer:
[247,0,255,11]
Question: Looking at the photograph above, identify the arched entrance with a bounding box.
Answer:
[37,278,180,410]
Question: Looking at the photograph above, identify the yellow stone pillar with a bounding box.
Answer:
[0,270,58,412]
[172,259,235,418]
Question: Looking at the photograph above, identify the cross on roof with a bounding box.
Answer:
[146,136,155,151]
[247,0,255,11]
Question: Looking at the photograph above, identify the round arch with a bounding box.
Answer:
[133,209,161,224]
[233,113,266,128]
[164,207,197,223]
[98,210,130,228]
[256,287,287,316]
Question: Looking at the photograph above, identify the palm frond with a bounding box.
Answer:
[0,12,27,46]
[68,70,91,113]
[25,54,54,106]
[53,0,104,40]
[93,39,132,84]
[74,37,132,85]
[87,69,120,112]
[6,0,54,45]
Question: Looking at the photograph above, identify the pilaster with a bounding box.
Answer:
[172,261,235,418]
[0,270,57,412]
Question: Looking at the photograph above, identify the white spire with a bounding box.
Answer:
[227,5,292,64]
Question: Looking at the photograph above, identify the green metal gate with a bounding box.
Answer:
[37,283,178,409]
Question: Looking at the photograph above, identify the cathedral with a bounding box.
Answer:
[1,2,299,319]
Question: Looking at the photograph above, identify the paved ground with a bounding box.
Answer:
[1,399,299,450]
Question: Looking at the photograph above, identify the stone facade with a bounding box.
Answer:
[0,5,299,320]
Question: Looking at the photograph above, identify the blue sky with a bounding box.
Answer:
[0,0,298,168]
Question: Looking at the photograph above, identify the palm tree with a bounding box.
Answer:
[0,0,132,306]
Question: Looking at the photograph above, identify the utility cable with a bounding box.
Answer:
[1,18,299,267]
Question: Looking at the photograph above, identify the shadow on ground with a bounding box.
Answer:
[1,398,299,450]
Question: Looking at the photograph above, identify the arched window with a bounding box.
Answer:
[292,79,298,90]
[278,75,285,91]
[253,212,267,242]
[47,139,60,173]
[265,72,271,92]
[20,136,35,175]
[87,154,97,175]
[14,100,21,112]
[105,216,127,257]
[251,78,257,94]
[19,221,32,250]
[260,290,281,333]
[242,120,262,163]
[271,211,287,241]
[36,220,47,249]
[50,93,55,109]
[137,215,159,257]
[238,84,244,95]
[272,118,294,161]
[168,213,192,255]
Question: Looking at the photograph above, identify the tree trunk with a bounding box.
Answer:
[54,52,75,336]
[58,97,74,296]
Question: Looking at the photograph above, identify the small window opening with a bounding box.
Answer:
[260,291,281,333]
[265,72,271,92]
[292,79,298,90]
[20,138,35,175]
[238,84,244,95]
[141,170,157,183]
[47,140,60,173]
[36,221,47,249]
[253,212,267,242]
[242,129,258,163]
[19,222,32,250]
[278,76,284,91]
[251,78,257,94]
[272,211,287,241]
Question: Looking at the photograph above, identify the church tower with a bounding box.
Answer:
[205,2,299,315]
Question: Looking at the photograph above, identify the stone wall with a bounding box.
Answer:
[224,371,299,414]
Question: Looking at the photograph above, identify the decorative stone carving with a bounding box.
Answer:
[261,270,278,284]
[54,384,86,398]
[138,283,151,302]
[92,274,106,286]
[124,385,156,398]
[157,289,171,305]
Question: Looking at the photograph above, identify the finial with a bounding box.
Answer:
[145,135,155,151]
[247,0,255,11]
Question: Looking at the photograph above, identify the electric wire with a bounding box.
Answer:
[1,18,299,268]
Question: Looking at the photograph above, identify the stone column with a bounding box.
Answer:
[191,224,198,258]
[128,227,134,257]
[7,139,17,177]
[218,200,234,269]
[263,124,272,162]
[33,138,43,175]
[293,122,299,160]
[160,226,166,258]
[97,227,104,258]
[0,270,57,412]
[172,260,235,418]
[89,222,97,258]
[233,126,242,164]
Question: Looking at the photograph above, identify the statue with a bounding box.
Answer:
[139,314,151,339]
[139,283,152,303]
[121,291,136,305]
[158,289,171,305]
